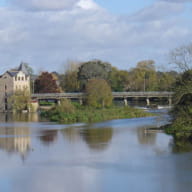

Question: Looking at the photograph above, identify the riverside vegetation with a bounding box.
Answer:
[41,99,152,124]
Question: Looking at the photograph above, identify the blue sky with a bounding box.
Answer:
[0,0,191,73]
[95,0,156,14]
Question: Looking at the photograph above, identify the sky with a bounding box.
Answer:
[0,0,192,73]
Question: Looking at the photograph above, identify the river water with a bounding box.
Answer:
[0,110,192,192]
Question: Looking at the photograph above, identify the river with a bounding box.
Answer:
[0,110,192,192]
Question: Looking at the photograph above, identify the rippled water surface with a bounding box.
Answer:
[0,112,192,192]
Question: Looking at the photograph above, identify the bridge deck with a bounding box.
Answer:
[32,92,174,100]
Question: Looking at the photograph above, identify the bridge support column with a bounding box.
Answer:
[146,98,150,106]
[124,98,128,106]
[168,97,172,106]
[79,98,83,105]
[57,99,61,105]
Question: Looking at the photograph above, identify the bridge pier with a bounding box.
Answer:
[124,97,128,106]
[57,99,61,105]
[168,97,172,106]
[79,98,83,105]
[146,98,150,106]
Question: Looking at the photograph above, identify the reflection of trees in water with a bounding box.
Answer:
[171,137,192,153]
[80,127,113,151]
[0,126,31,160]
[61,127,81,142]
[137,127,157,145]
[39,130,58,145]
[0,113,39,122]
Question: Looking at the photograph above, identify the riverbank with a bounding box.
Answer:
[41,105,153,124]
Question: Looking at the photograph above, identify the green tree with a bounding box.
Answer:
[127,60,158,91]
[85,79,113,108]
[156,71,178,91]
[108,67,129,91]
[34,72,61,93]
[9,89,31,112]
[78,60,112,89]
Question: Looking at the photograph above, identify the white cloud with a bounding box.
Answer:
[0,0,191,73]
[9,0,80,11]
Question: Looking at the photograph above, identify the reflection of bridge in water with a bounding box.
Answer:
[32,92,174,106]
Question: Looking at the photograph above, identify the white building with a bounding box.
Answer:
[0,63,30,111]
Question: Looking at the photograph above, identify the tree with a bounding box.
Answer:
[108,67,129,91]
[22,62,34,75]
[85,79,113,108]
[127,60,158,91]
[34,72,61,93]
[60,60,80,92]
[78,60,112,89]
[170,43,192,72]
[156,71,178,91]
[9,89,31,112]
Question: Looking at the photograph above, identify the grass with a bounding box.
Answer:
[41,103,152,124]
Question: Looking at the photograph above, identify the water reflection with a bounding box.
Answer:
[80,127,113,151]
[171,138,192,153]
[61,126,113,151]
[0,126,31,160]
[39,130,58,145]
[0,112,39,122]
[137,127,157,145]
[61,127,82,142]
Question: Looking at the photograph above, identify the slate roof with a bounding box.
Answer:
[6,63,29,77]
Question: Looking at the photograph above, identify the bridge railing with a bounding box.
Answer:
[32,92,174,99]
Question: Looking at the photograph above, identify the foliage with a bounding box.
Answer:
[22,62,34,75]
[85,79,113,108]
[108,67,129,91]
[165,70,192,140]
[156,71,178,91]
[78,59,112,89]
[34,72,61,93]
[60,71,80,92]
[59,60,81,92]
[42,104,152,124]
[8,89,31,112]
[127,60,158,91]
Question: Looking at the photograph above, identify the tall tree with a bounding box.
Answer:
[78,60,112,89]
[34,72,61,93]
[60,60,80,92]
[85,79,113,108]
[108,67,129,91]
[127,60,158,91]
[170,43,192,72]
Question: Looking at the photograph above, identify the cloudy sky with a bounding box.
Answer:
[0,0,192,73]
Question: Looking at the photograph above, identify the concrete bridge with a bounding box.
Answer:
[32,92,174,106]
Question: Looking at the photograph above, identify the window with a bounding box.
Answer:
[22,77,24,81]
[15,76,17,81]
[18,77,20,81]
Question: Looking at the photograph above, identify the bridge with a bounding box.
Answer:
[32,92,174,106]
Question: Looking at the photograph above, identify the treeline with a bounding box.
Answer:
[33,59,179,94]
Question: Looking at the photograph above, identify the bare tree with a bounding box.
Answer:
[170,43,192,71]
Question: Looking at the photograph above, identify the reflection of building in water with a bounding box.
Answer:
[137,127,157,145]
[0,113,39,122]
[0,126,31,159]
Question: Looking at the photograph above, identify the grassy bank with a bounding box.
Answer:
[41,104,152,124]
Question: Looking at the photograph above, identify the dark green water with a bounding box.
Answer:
[0,111,191,192]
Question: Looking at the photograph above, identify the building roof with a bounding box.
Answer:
[6,63,29,77]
